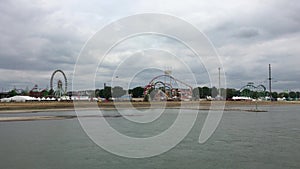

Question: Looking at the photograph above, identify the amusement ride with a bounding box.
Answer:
[50,69,68,98]
[144,74,193,101]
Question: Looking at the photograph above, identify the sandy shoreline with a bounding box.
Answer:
[1,100,299,113]
[0,101,299,122]
[1,100,299,110]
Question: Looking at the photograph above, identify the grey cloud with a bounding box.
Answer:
[0,0,299,92]
[0,1,85,72]
[232,27,260,38]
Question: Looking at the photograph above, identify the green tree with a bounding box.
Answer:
[226,88,238,99]
[251,91,258,99]
[279,92,288,98]
[48,89,54,96]
[257,91,266,98]
[241,88,252,97]
[202,86,210,97]
[289,91,297,99]
[131,86,144,98]
[198,87,204,98]
[271,92,278,99]
[296,92,300,99]
[42,90,49,97]
[103,86,112,100]
[98,89,104,98]
[8,89,17,97]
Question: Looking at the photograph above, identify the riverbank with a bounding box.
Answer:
[0,101,299,122]
[0,100,299,113]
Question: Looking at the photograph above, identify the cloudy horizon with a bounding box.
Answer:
[1,0,299,92]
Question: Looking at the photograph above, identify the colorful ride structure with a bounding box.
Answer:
[144,74,193,101]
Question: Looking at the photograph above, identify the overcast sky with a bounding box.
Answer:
[0,0,299,92]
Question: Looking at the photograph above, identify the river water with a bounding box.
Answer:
[0,105,299,169]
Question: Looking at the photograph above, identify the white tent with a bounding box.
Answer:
[0,98,11,102]
[0,96,37,102]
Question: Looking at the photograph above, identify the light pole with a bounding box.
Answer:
[218,67,221,97]
[268,64,272,101]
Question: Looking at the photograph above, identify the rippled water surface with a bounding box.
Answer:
[0,105,299,169]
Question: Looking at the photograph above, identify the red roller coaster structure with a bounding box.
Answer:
[144,74,193,101]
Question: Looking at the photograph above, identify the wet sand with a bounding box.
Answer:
[0,100,299,112]
[0,101,299,122]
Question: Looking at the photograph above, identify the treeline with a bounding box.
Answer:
[92,86,266,100]
[2,88,55,98]
[3,86,300,100]
[267,91,300,100]
[94,86,144,100]
[192,87,300,100]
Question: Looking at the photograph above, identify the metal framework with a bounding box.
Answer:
[239,82,266,97]
[50,69,67,97]
[144,74,193,101]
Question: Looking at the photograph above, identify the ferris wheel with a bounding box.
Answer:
[50,70,67,98]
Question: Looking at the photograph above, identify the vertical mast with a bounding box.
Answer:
[218,67,221,97]
[268,64,272,100]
